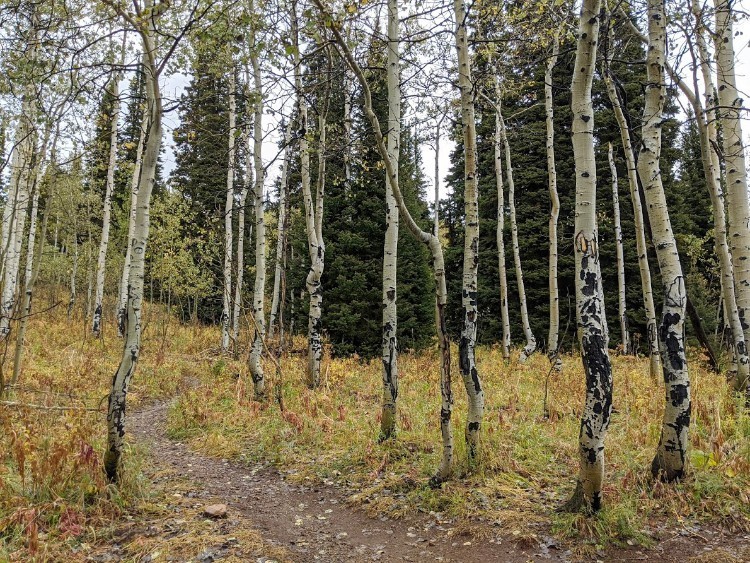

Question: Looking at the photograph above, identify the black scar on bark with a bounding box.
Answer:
[669,384,689,407]
[581,271,597,297]
[470,366,481,394]
[660,313,684,370]
[468,421,480,431]
[740,309,749,330]
[386,289,395,302]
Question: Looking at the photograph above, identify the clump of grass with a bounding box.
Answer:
[169,339,750,548]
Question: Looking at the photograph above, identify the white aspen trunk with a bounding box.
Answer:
[312,0,454,483]
[105,15,162,482]
[498,103,536,363]
[93,65,123,336]
[221,69,236,352]
[638,0,690,481]
[433,116,442,237]
[248,50,267,397]
[268,122,294,340]
[546,33,561,369]
[608,143,630,354]
[12,183,47,386]
[380,0,400,440]
[492,91,511,361]
[68,231,78,317]
[603,66,660,378]
[232,105,249,345]
[565,0,613,513]
[454,0,483,461]
[118,109,147,337]
[713,0,750,395]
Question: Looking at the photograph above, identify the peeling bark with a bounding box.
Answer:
[566,0,613,513]
[380,0,400,440]
[637,0,690,481]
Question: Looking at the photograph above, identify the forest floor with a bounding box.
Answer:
[2,297,750,561]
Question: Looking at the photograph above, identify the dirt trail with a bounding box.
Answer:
[130,400,749,563]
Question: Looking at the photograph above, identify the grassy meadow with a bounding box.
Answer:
[1,292,749,560]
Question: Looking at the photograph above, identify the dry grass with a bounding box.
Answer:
[169,337,750,548]
[2,290,748,559]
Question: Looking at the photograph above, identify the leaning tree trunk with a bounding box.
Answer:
[608,143,630,354]
[495,107,511,361]
[118,110,147,337]
[546,32,561,369]
[380,0,400,441]
[268,122,294,340]
[603,60,660,378]
[498,103,536,363]
[564,0,613,513]
[714,0,750,395]
[105,21,162,483]
[220,69,236,352]
[637,0,690,481]
[248,49,267,397]
[312,0,454,483]
[454,0,484,462]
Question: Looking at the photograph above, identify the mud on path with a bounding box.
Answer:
[129,400,749,563]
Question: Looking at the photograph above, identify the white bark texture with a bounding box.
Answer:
[454,0,483,461]
[249,51,266,397]
[603,64,660,377]
[268,122,294,340]
[498,104,536,363]
[105,18,162,482]
[118,109,147,337]
[546,33,561,369]
[220,70,236,352]
[608,143,630,354]
[313,0,454,483]
[637,0,690,481]
[380,0,400,440]
[495,108,511,361]
[713,0,750,394]
[93,70,122,337]
[568,0,612,513]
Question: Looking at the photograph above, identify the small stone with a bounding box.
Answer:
[203,504,227,518]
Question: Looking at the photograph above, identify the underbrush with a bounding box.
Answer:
[169,338,750,551]
[0,293,214,560]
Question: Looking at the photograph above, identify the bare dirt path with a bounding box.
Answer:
[129,400,749,563]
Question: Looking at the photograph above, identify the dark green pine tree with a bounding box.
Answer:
[170,43,246,322]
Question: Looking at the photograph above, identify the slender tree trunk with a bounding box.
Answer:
[220,69,236,352]
[713,0,750,395]
[380,0,400,440]
[68,231,78,318]
[12,186,48,386]
[638,0,690,481]
[608,143,630,354]
[93,42,125,337]
[454,0,483,461]
[118,109,147,337]
[248,48,267,397]
[105,17,162,482]
[603,62,660,377]
[564,0,612,513]
[546,33,561,369]
[498,103,536,362]
[314,0,454,483]
[268,122,294,340]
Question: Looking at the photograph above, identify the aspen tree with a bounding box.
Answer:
[93,38,126,337]
[232,98,250,344]
[380,0,400,440]
[221,66,236,352]
[637,0,690,480]
[565,0,612,512]
[713,0,750,395]
[313,0,455,482]
[602,21,660,377]
[248,27,267,397]
[608,143,629,353]
[454,0,484,460]
[268,122,294,340]
[497,101,536,363]
[546,31,561,369]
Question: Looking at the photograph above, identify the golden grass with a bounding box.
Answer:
[169,337,750,548]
